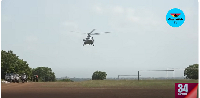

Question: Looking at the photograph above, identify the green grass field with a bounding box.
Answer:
[41,79,198,89]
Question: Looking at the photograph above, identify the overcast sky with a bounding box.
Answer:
[1,0,198,78]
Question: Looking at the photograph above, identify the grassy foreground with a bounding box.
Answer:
[41,79,198,89]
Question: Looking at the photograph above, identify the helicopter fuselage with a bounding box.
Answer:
[82,29,110,46]
[84,40,93,44]
[83,37,94,46]
[83,29,96,46]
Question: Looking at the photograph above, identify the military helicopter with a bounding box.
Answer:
[83,29,110,46]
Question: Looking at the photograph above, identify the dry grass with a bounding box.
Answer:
[40,79,198,89]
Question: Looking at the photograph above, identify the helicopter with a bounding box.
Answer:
[83,29,110,46]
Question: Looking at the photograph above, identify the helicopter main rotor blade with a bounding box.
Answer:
[89,29,95,34]
[105,32,111,33]
[90,33,100,35]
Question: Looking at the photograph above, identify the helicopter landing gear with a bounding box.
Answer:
[93,44,94,46]
[83,44,85,46]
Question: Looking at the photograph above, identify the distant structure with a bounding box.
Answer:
[118,75,141,80]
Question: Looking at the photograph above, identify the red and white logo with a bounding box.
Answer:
[175,83,198,98]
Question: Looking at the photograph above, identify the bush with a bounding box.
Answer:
[92,71,107,80]
[184,64,198,79]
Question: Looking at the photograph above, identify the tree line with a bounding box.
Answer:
[1,50,56,81]
[2,50,198,81]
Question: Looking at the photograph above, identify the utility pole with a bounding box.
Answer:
[138,71,139,81]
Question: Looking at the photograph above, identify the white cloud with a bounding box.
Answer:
[25,36,38,42]
[26,45,36,51]
[93,5,145,22]
[2,15,12,22]
[112,6,124,14]
[96,6,102,11]
[127,16,140,22]
[126,7,135,14]
[92,5,162,32]
[93,4,105,14]
[64,22,77,28]
[60,21,83,39]
[122,7,140,23]
[94,6,103,14]
[24,36,39,51]
[63,21,78,29]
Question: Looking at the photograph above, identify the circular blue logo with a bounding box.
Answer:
[166,8,185,27]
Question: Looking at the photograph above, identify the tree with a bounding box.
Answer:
[1,50,56,81]
[92,71,107,80]
[32,67,56,82]
[1,50,32,79]
[184,64,198,79]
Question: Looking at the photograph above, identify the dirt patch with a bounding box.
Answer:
[1,82,175,98]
